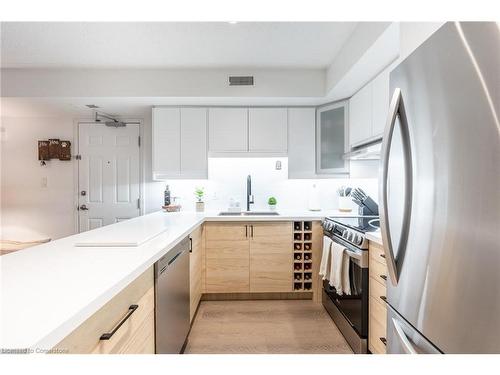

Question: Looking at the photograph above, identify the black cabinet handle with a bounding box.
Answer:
[380,253,386,259]
[379,295,387,303]
[251,225,254,238]
[189,237,193,253]
[245,225,248,238]
[380,275,387,281]
[380,337,387,346]
[100,304,138,340]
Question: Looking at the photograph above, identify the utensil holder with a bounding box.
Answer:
[338,196,352,212]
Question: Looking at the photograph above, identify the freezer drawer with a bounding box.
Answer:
[386,305,441,354]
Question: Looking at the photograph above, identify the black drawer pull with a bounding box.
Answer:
[380,275,387,281]
[379,295,387,303]
[100,304,138,340]
[380,337,387,346]
[380,253,386,259]
[189,237,193,253]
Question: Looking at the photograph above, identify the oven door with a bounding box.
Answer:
[323,237,369,337]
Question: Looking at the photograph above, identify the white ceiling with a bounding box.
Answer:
[0,22,358,69]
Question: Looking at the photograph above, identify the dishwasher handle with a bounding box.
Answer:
[158,250,185,275]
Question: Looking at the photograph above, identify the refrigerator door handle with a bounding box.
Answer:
[379,88,413,285]
[392,318,417,354]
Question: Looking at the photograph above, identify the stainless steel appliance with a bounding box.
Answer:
[380,22,500,354]
[322,216,379,353]
[155,237,191,353]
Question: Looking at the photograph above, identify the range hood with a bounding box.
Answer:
[343,138,382,160]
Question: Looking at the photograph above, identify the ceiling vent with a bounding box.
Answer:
[229,76,254,86]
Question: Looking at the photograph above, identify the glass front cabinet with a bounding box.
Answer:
[316,101,349,175]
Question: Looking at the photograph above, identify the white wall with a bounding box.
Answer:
[146,157,379,214]
[399,22,445,61]
[0,116,76,241]
[1,68,325,98]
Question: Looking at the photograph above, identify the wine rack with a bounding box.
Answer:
[292,221,313,292]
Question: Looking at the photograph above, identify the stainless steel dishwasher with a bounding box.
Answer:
[155,236,190,354]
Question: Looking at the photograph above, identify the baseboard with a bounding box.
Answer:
[201,292,314,301]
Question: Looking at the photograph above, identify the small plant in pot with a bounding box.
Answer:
[194,187,205,212]
[268,196,277,211]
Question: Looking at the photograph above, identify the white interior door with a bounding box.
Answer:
[78,123,141,232]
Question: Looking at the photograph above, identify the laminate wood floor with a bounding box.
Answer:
[184,300,353,354]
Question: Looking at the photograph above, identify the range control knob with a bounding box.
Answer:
[347,231,354,242]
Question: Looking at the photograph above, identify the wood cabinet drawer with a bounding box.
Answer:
[54,267,155,354]
[369,275,387,304]
[205,223,248,241]
[369,256,387,286]
[369,241,386,265]
[369,296,387,354]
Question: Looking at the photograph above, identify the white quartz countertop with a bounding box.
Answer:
[366,230,383,245]
[0,208,354,351]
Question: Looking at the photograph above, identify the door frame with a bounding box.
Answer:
[72,118,145,233]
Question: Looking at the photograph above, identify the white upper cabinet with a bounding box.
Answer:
[208,108,248,152]
[152,107,207,179]
[152,107,181,177]
[371,67,391,137]
[349,83,372,146]
[248,108,287,153]
[288,108,316,178]
[180,108,207,178]
[349,65,392,146]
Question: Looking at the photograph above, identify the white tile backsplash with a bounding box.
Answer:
[146,157,379,213]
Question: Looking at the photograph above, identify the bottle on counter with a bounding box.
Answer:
[164,185,171,206]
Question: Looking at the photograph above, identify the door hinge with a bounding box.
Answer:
[75,154,82,160]
[137,198,141,209]
[138,136,141,147]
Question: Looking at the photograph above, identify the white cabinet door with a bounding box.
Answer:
[288,108,316,178]
[372,68,390,137]
[152,107,181,176]
[180,108,207,178]
[208,108,248,152]
[349,83,372,146]
[248,108,287,152]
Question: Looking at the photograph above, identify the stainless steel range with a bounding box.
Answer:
[321,216,379,354]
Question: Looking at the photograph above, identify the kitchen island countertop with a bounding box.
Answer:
[0,208,354,351]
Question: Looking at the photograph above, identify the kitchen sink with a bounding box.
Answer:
[218,211,280,216]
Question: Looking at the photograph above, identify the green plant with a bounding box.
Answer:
[194,187,204,202]
[268,196,277,205]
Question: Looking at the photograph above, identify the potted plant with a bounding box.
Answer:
[268,196,277,211]
[194,187,205,212]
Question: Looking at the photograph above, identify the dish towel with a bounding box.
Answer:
[319,236,332,280]
[329,242,351,296]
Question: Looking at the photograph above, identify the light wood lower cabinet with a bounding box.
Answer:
[189,225,203,322]
[368,241,388,354]
[54,267,155,354]
[205,223,250,293]
[204,222,293,294]
[250,222,292,292]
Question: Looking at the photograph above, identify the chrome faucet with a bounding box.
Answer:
[246,175,254,211]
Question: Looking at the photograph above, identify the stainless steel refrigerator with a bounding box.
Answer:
[379,22,500,354]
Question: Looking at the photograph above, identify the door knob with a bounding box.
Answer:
[79,204,89,211]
